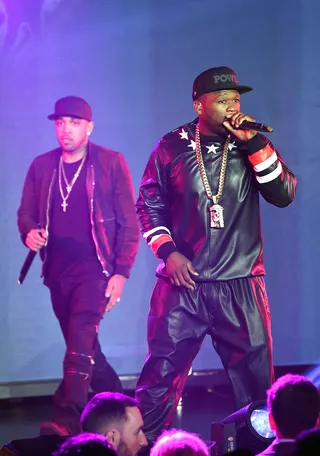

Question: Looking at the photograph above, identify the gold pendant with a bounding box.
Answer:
[210,204,224,228]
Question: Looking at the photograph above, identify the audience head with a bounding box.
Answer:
[81,392,147,456]
[53,433,118,456]
[266,374,320,439]
[150,429,209,456]
[296,427,320,456]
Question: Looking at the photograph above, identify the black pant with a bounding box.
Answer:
[49,266,122,434]
[135,276,274,441]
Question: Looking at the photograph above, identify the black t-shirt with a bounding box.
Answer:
[45,157,102,284]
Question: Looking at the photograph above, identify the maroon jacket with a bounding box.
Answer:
[17,142,140,278]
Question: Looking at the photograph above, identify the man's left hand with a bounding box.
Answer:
[223,112,257,141]
[105,274,127,313]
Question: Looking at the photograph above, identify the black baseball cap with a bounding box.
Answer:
[192,66,253,100]
[48,96,92,121]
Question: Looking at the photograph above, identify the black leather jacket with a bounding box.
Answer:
[18,142,140,279]
[136,119,296,281]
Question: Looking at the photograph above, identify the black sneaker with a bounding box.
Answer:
[40,421,72,437]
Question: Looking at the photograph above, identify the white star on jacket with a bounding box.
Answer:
[179,128,189,140]
[206,144,219,154]
[228,142,237,151]
[188,140,196,151]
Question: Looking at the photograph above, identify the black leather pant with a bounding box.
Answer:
[136,276,274,442]
[49,267,123,434]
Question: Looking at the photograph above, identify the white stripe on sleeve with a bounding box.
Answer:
[143,226,171,239]
[256,162,283,184]
[254,152,278,172]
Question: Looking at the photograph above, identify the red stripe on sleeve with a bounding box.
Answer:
[248,145,274,167]
[150,234,175,256]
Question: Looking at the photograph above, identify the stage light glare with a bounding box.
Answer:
[250,406,275,439]
[223,400,275,441]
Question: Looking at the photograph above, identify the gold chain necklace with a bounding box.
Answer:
[195,124,230,228]
[61,161,72,190]
[58,153,87,212]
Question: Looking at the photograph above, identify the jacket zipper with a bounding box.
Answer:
[41,169,56,277]
[89,164,110,278]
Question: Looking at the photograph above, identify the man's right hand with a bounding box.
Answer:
[26,228,47,251]
[166,251,199,290]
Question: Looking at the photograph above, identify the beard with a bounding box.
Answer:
[58,136,87,153]
[117,439,135,456]
[59,137,75,150]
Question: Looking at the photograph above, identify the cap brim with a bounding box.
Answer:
[236,85,253,94]
[193,85,254,100]
[47,113,88,121]
[48,114,58,120]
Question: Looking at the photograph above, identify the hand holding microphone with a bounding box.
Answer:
[26,228,47,251]
[18,228,47,284]
[223,112,273,141]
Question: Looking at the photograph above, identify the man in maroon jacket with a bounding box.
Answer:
[17,96,140,436]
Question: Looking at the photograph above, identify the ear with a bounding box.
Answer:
[193,100,202,116]
[105,428,121,448]
[268,413,276,431]
[87,121,94,136]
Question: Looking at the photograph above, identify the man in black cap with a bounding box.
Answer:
[135,67,297,443]
[17,96,140,436]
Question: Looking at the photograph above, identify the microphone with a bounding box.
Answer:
[235,120,273,133]
[18,228,46,284]
[18,250,37,284]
